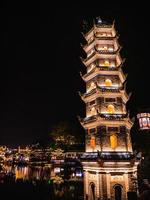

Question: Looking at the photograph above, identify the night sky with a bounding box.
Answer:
[1,3,150,146]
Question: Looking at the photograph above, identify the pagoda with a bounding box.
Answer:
[79,18,139,200]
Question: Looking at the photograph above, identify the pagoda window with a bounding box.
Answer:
[110,134,118,149]
[97,97,104,104]
[108,127,118,132]
[98,126,106,134]
[117,97,122,103]
[107,104,115,114]
[105,79,112,87]
[120,126,126,133]
[105,98,116,103]
[89,128,96,133]
[90,136,96,148]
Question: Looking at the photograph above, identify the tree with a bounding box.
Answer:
[49,121,77,149]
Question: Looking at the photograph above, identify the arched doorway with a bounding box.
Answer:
[89,182,96,200]
[114,185,122,200]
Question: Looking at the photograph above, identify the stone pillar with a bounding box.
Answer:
[84,170,89,200]
[106,173,111,199]
[99,174,103,200]
[96,172,100,198]
[124,173,129,199]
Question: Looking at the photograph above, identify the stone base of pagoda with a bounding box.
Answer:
[82,159,138,200]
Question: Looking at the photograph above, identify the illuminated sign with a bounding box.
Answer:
[137,113,150,130]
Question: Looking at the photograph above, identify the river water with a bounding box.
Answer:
[0,164,84,200]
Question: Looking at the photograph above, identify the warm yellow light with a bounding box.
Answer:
[105,79,112,86]
[107,104,115,114]
[110,134,117,149]
[91,107,97,115]
[103,46,108,50]
[91,63,95,68]
[104,60,110,66]
[90,136,96,148]
[87,82,96,93]
[91,82,95,87]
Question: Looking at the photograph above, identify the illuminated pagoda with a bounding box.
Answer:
[79,17,139,200]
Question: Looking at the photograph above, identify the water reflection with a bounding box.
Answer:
[1,165,84,200]
[4,165,51,181]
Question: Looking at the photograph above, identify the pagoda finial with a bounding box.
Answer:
[96,16,102,24]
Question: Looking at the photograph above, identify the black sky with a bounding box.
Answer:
[1,3,150,146]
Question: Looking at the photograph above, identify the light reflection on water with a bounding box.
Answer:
[4,165,51,181]
[2,165,84,199]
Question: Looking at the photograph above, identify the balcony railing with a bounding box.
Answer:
[99,113,127,120]
[98,87,120,93]
[95,47,121,55]
[94,34,117,40]
[80,152,135,161]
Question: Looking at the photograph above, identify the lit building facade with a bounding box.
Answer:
[79,18,139,200]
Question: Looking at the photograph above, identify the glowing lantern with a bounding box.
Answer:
[105,79,112,87]
[107,104,115,114]
[104,60,110,66]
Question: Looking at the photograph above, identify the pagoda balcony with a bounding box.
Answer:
[80,89,128,103]
[84,47,121,63]
[96,23,112,28]
[98,151,134,160]
[98,60,125,71]
[95,46,121,55]
[94,34,118,40]
[82,66,117,81]
[99,113,128,120]
[82,63,124,81]
[98,65,118,71]
[98,87,121,93]
[97,65,118,71]
[96,50,117,55]
[80,152,135,161]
